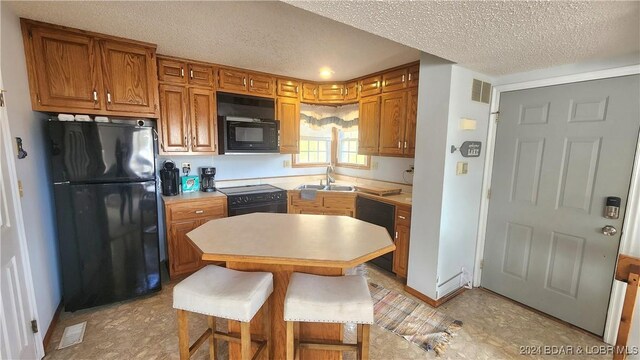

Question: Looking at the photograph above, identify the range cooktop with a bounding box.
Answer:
[217,184,285,195]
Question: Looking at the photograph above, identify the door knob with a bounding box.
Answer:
[601,225,617,236]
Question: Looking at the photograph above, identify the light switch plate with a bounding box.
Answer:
[456,162,468,175]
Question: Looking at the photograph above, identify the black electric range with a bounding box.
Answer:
[217,184,287,216]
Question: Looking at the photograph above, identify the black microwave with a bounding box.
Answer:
[218,116,280,154]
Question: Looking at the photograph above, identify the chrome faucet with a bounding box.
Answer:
[326,165,335,185]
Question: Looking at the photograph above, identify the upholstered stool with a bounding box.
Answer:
[173,265,273,360]
[284,272,374,360]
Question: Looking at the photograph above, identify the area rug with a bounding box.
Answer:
[369,282,463,356]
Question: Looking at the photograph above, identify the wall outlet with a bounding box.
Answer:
[181,162,191,174]
[371,161,379,170]
[283,159,291,168]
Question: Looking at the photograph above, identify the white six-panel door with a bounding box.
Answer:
[482,75,640,335]
[0,79,41,357]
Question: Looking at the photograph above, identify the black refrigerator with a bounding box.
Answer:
[49,120,161,311]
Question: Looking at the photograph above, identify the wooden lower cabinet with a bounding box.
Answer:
[287,191,356,217]
[393,205,411,278]
[164,197,227,278]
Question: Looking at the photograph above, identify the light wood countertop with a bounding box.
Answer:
[187,213,395,268]
[356,191,413,207]
[162,191,226,204]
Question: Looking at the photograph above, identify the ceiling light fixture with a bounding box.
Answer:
[319,67,334,79]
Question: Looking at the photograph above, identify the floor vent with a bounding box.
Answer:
[57,321,87,349]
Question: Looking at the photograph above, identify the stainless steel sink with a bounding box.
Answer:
[296,184,355,192]
[297,184,326,190]
[324,185,355,192]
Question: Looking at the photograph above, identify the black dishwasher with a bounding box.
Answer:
[356,197,395,272]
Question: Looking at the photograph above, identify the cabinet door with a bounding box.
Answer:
[219,67,248,92]
[344,81,359,102]
[100,40,158,115]
[300,83,318,102]
[159,84,189,152]
[379,92,407,156]
[318,84,344,102]
[404,89,418,157]
[393,224,410,278]
[407,65,419,88]
[382,68,408,92]
[188,64,214,87]
[276,78,300,98]
[358,96,381,155]
[158,58,187,84]
[27,24,103,111]
[248,73,275,97]
[277,97,300,154]
[359,75,381,97]
[189,88,217,153]
[168,220,202,277]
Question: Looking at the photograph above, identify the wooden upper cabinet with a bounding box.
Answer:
[277,97,300,154]
[379,91,407,156]
[188,64,214,87]
[158,58,187,84]
[300,83,318,102]
[23,22,103,111]
[248,73,274,97]
[382,68,408,92]
[188,88,217,153]
[344,81,359,102]
[407,65,419,88]
[318,84,344,102]
[276,78,300,98]
[100,39,158,115]
[159,84,189,152]
[218,67,248,92]
[404,89,418,157]
[358,96,381,155]
[359,75,382,98]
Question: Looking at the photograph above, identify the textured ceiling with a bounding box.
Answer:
[6,1,419,81]
[286,1,640,76]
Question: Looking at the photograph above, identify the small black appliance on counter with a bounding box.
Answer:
[160,160,180,196]
[200,167,216,192]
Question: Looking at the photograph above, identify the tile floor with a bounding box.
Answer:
[45,265,607,359]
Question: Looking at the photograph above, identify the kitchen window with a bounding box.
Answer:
[293,103,370,168]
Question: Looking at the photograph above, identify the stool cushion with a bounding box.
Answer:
[173,265,273,322]
[284,273,374,324]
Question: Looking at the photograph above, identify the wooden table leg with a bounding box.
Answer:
[226,262,344,360]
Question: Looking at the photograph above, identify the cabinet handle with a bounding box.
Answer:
[313,89,317,96]
[345,88,348,96]
[399,215,406,220]
[184,135,187,146]
[107,92,111,104]
[395,231,398,239]
[243,77,247,86]
[93,90,98,103]
[295,86,299,94]
[250,79,254,87]
[404,141,407,149]
[192,136,196,149]
[402,75,405,83]
[195,210,204,214]
[190,69,194,79]
[376,81,380,88]
[408,73,412,81]
[180,67,184,78]
[341,88,344,95]
[398,141,401,149]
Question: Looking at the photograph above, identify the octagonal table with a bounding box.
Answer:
[187,213,395,360]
